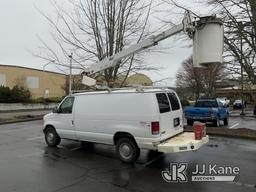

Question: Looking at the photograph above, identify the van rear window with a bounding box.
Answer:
[156,93,170,113]
[167,92,180,111]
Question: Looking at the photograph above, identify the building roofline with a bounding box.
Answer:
[0,64,67,76]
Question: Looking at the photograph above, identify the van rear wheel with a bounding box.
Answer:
[116,138,140,164]
[45,127,61,147]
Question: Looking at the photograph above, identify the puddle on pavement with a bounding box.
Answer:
[207,144,219,148]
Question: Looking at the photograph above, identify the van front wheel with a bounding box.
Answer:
[45,127,61,147]
[116,138,140,164]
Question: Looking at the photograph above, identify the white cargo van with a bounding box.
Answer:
[43,88,208,163]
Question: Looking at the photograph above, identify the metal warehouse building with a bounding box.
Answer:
[0,65,66,98]
[0,65,153,99]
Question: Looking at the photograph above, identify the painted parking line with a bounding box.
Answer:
[141,153,165,167]
[58,145,68,150]
[70,146,82,151]
[27,136,44,141]
[230,122,239,129]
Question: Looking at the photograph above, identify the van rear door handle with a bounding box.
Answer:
[71,120,74,125]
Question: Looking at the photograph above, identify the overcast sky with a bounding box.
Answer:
[0,0,213,86]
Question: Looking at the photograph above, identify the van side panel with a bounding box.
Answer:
[74,93,159,145]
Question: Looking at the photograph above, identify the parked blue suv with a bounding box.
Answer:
[185,98,229,127]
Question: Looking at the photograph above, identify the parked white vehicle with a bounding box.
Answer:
[219,97,230,107]
[43,88,208,163]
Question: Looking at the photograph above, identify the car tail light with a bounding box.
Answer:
[151,122,159,135]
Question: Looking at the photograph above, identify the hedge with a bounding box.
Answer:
[0,85,31,103]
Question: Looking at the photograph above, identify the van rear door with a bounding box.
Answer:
[156,92,183,138]
[167,92,183,131]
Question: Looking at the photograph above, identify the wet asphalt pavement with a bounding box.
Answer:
[227,116,256,130]
[0,120,256,192]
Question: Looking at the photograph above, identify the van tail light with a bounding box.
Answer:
[151,122,160,135]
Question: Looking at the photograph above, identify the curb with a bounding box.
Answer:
[185,128,256,141]
[0,109,53,113]
[206,132,256,141]
[229,115,256,118]
[0,116,43,125]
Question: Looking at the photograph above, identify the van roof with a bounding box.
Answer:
[72,88,175,96]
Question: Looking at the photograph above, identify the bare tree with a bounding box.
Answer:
[162,0,256,84]
[208,0,256,84]
[176,56,226,99]
[37,0,155,86]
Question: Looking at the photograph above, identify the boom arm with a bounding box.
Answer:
[84,24,184,75]
[82,11,223,87]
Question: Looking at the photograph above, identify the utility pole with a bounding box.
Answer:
[241,51,245,116]
[239,22,245,116]
[69,53,73,95]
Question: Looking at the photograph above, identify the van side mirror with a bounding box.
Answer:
[52,106,59,113]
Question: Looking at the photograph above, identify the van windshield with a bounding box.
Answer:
[156,93,170,113]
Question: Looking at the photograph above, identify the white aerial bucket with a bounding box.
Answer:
[193,17,224,67]
[82,75,97,86]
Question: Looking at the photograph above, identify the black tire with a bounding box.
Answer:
[45,127,61,147]
[213,118,220,127]
[224,118,229,125]
[187,119,194,126]
[116,138,140,164]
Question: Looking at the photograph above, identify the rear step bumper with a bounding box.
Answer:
[157,132,209,153]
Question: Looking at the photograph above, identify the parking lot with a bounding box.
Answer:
[183,106,256,130]
[0,120,256,192]
[227,116,256,129]
[184,116,256,130]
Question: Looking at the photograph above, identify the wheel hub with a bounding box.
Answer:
[120,144,132,159]
[47,132,54,143]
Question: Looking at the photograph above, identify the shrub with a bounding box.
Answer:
[0,85,31,103]
[0,86,63,103]
[180,99,190,107]
[0,86,12,103]
[29,97,46,104]
[29,97,63,104]
[45,97,63,103]
[10,85,31,103]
